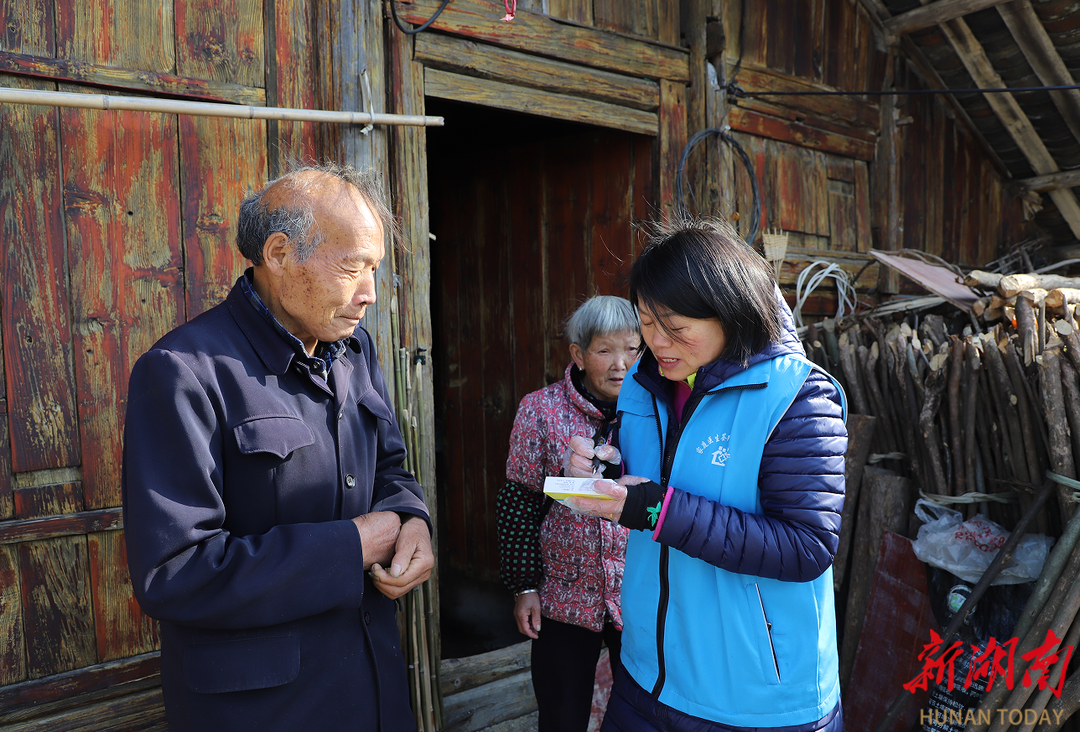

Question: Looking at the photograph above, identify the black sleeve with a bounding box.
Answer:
[496,480,549,594]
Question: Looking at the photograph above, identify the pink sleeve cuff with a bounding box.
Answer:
[651,486,675,541]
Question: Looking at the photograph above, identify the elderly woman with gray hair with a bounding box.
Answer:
[496,295,643,732]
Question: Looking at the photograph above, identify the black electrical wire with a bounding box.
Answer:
[730,81,1080,98]
[389,0,451,35]
[675,128,762,246]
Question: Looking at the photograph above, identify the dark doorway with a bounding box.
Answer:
[426,98,653,658]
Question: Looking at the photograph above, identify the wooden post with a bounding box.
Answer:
[833,414,877,593]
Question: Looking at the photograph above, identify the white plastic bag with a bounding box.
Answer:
[911,499,1054,585]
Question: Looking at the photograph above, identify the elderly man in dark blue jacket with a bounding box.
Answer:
[122,163,432,732]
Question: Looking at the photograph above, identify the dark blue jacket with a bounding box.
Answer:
[122,277,429,732]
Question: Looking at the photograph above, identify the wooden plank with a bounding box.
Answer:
[733,96,879,144]
[440,640,530,696]
[590,133,634,293]
[179,116,265,319]
[657,79,688,220]
[175,0,264,88]
[593,0,639,36]
[658,0,679,46]
[0,0,55,56]
[0,301,11,519]
[20,537,96,678]
[728,106,876,161]
[13,484,83,519]
[884,0,1012,37]
[273,0,318,162]
[938,15,1080,238]
[547,0,592,25]
[0,653,158,724]
[829,179,857,252]
[388,26,439,568]
[424,68,658,135]
[0,508,123,546]
[414,33,660,112]
[854,160,872,253]
[54,0,175,71]
[0,51,266,105]
[442,669,536,732]
[725,59,880,131]
[0,75,81,473]
[62,100,185,510]
[0,543,26,685]
[88,531,158,663]
[395,0,690,82]
[3,687,166,732]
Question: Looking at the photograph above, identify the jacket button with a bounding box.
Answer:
[364,612,371,625]
[345,474,356,488]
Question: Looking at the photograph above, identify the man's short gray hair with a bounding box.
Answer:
[236,162,396,265]
[565,296,641,350]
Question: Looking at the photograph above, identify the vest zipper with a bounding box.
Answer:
[755,584,782,682]
[648,387,707,698]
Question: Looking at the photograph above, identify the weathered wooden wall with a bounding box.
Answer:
[0,0,326,725]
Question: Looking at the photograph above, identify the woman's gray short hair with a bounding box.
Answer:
[565,296,640,349]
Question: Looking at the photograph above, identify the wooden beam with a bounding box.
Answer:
[394,0,690,82]
[938,16,1080,239]
[727,59,880,131]
[1017,169,1080,193]
[423,68,658,134]
[883,0,1011,37]
[658,79,688,220]
[0,50,265,106]
[728,107,877,161]
[0,653,159,724]
[413,33,659,111]
[997,0,1080,149]
[0,508,122,546]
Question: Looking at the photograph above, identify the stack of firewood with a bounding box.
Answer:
[805,290,1080,729]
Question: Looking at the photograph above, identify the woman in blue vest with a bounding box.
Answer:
[563,219,847,732]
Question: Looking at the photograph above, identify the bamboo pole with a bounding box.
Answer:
[0,86,445,126]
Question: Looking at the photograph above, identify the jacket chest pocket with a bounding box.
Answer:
[233,415,315,459]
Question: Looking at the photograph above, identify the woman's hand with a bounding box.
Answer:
[513,592,542,639]
[564,475,652,523]
[562,435,622,478]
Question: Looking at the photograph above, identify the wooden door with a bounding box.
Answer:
[428,100,653,595]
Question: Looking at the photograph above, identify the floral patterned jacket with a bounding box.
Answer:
[496,363,628,632]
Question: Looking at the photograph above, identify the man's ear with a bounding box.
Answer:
[261,232,292,274]
[569,343,586,371]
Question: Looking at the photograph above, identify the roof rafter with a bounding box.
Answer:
[996,0,1080,150]
[883,0,1012,38]
[1017,169,1080,194]
[938,14,1080,238]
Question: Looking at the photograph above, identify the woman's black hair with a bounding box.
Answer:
[629,217,781,365]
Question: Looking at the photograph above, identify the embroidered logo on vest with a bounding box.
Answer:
[711,445,731,466]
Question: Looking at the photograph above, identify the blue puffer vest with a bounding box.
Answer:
[617,352,845,728]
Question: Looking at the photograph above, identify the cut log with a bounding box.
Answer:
[947,338,966,496]
[999,272,1080,298]
[1038,350,1077,521]
[917,366,949,497]
[1016,295,1039,364]
[964,269,1004,292]
[1044,288,1080,311]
